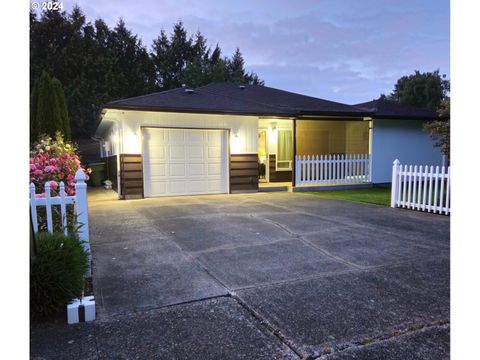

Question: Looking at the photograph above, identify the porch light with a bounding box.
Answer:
[231,133,242,154]
[124,131,141,154]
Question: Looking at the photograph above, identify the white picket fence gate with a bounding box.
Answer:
[391,159,450,215]
[295,154,371,185]
[30,169,91,275]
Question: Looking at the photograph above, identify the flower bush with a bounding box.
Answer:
[30,132,91,196]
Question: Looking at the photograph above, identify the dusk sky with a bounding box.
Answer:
[61,0,449,104]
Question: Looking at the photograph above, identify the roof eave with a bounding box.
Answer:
[298,110,375,118]
[372,115,445,121]
[102,104,296,117]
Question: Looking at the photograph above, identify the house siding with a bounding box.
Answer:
[119,154,144,199]
[230,154,259,192]
[101,109,259,197]
[371,119,443,183]
[110,110,258,155]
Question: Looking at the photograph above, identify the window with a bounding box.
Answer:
[277,130,293,170]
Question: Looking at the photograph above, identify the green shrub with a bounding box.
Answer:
[30,231,88,318]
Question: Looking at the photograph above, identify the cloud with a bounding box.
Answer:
[59,0,449,103]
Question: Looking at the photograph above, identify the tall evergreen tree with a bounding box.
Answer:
[229,48,245,82]
[30,71,71,141]
[32,71,58,139]
[228,48,263,85]
[30,80,40,143]
[30,7,263,139]
[51,78,71,140]
[151,22,195,89]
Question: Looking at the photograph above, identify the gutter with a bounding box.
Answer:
[93,105,375,132]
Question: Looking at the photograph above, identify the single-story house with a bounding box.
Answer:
[94,83,444,199]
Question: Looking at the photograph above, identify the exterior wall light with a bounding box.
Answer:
[231,132,242,154]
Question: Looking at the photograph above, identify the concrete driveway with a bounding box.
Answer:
[31,189,450,359]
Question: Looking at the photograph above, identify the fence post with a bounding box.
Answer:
[30,183,38,233]
[295,155,299,186]
[75,169,91,277]
[368,154,372,182]
[391,159,401,208]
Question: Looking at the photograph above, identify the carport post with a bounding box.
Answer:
[292,118,297,187]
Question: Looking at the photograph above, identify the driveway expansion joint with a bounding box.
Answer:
[313,320,450,359]
[255,215,365,271]
[94,294,233,322]
[78,190,450,359]
[231,292,304,359]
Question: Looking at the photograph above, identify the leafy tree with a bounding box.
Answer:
[388,70,448,110]
[384,71,450,162]
[423,80,450,162]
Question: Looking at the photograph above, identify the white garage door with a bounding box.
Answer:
[142,127,229,197]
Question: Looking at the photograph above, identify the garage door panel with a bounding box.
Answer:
[148,147,165,158]
[207,131,222,143]
[188,163,206,176]
[168,181,188,194]
[148,164,166,176]
[207,163,222,175]
[147,181,167,195]
[208,146,222,158]
[143,128,228,197]
[187,146,204,159]
[187,131,205,143]
[169,163,186,177]
[207,179,226,192]
[168,130,185,144]
[169,146,186,160]
[186,180,208,192]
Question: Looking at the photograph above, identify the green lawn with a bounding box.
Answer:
[306,187,391,206]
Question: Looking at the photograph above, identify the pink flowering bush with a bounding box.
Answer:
[30,132,91,196]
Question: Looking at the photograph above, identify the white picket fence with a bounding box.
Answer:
[391,159,450,215]
[30,169,91,274]
[295,154,371,185]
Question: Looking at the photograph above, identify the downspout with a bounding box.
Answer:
[367,118,373,183]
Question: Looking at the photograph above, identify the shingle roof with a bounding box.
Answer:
[105,86,287,116]
[104,83,370,117]
[97,84,442,135]
[198,83,367,115]
[354,98,441,120]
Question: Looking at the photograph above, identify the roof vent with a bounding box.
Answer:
[238,85,245,90]
[184,88,195,94]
